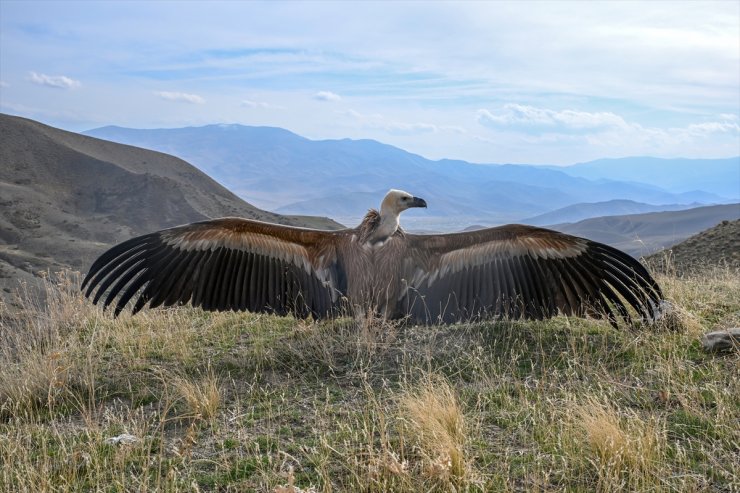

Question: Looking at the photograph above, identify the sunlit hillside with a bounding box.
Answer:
[1,265,737,492]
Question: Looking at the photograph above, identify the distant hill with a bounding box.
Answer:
[549,203,740,257]
[83,124,728,230]
[554,156,740,200]
[0,114,340,304]
[522,199,699,226]
[646,219,740,274]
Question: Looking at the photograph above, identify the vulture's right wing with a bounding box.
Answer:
[82,218,348,318]
[401,224,663,325]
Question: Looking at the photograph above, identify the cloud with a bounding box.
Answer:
[341,109,465,135]
[28,71,80,89]
[477,104,629,131]
[313,90,341,102]
[155,91,205,104]
[479,104,740,144]
[240,99,283,109]
[241,99,269,108]
[0,81,8,88]
[384,121,438,135]
[685,121,740,135]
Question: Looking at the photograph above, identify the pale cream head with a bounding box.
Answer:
[380,189,427,215]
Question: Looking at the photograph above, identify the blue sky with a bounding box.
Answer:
[1,0,738,164]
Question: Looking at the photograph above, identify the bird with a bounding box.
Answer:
[82,189,663,326]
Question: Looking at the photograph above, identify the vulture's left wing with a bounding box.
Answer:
[82,218,347,318]
[400,224,663,325]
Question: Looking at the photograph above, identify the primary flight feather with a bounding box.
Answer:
[82,189,663,325]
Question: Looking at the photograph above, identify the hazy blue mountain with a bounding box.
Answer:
[549,203,740,257]
[84,124,730,230]
[522,199,700,226]
[554,157,740,199]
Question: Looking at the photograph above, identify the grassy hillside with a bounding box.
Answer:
[0,267,738,492]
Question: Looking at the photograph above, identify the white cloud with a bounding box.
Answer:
[241,99,268,108]
[341,109,465,136]
[477,104,628,130]
[0,80,8,88]
[240,99,283,109]
[28,71,80,89]
[384,121,437,135]
[685,121,740,136]
[479,104,740,144]
[155,91,205,104]
[314,91,341,102]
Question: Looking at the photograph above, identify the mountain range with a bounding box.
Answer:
[550,203,740,257]
[521,199,701,226]
[552,157,740,199]
[83,124,738,230]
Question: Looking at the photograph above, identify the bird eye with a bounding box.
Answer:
[401,197,408,201]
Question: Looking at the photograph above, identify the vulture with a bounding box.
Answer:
[82,189,663,326]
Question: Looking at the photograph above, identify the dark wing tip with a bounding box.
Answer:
[584,241,664,322]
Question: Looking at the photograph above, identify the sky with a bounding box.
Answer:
[1,0,738,165]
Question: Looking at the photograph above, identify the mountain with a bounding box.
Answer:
[554,156,740,199]
[0,114,340,304]
[646,219,740,274]
[548,203,740,257]
[83,124,728,230]
[522,199,700,226]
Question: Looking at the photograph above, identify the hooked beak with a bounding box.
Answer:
[411,196,427,208]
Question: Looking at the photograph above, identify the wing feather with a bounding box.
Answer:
[402,224,663,325]
[83,218,347,317]
[163,249,200,307]
[81,235,153,292]
[148,248,191,309]
[115,271,150,316]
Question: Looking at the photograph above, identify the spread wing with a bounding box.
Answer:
[400,224,663,325]
[82,218,348,318]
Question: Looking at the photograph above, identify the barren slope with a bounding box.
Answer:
[647,219,740,273]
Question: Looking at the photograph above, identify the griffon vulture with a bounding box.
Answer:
[82,189,663,325]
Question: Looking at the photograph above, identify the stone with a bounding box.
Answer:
[701,328,740,352]
[104,433,139,445]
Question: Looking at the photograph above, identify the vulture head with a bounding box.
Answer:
[381,189,428,215]
[370,189,427,244]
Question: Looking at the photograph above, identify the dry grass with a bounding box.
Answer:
[0,267,738,491]
[567,396,667,492]
[398,374,477,487]
[168,367,222,422]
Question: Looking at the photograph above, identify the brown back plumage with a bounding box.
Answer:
[82,195,663,326]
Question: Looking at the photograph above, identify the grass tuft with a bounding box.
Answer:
[568,396,666,491]
[398,373,474,485]
[168,367,222,422]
